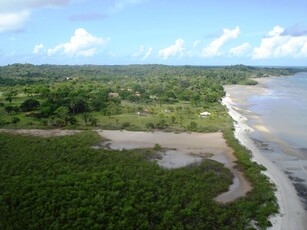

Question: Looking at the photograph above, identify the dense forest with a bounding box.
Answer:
[0,63,298,86]
[0,131,277,229]
[0,64,304,229]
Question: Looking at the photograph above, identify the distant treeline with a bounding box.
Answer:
[0,63,301,86]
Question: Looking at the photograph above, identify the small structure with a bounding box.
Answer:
[199,111,211,118]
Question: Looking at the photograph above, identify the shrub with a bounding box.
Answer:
[121,122,131,129]
[20,99,40,112]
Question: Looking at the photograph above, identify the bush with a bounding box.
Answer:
[187,121,198,131]
[153,143,162,150]
[146,122,155,129]
[20,98,40,112]
[156,120,168,129]
[50,118,65,127]
[0,119,6,127]
[11,116,20,125]
[121,122,131,129]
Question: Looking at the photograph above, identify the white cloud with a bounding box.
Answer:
[0,0,71,33]
[229,42,251,56]
[0,0,71,11]
[132,45,153,60]
[47,28,108,57]
[159,39,185,59]
[132,45,145,57]
[193,40,201,48]
[268,26,284,37]
[0,11,30,32]
[301,42,307,56]
[77,48,97,57]
[143,48,153,60]
[33,43,44,54]
[202,26,240,57]
[252,26,307,59]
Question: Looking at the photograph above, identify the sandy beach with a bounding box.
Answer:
[96,129,251,203]
[223,82,307,230]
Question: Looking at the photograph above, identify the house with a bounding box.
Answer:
[199,111,211,118]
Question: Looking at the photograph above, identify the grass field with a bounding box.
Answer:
[0,94,232,132]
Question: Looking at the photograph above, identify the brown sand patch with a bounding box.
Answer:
[96,130,251,203]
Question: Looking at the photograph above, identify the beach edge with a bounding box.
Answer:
[222,88,307,230]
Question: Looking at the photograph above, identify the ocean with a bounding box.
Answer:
[224,72,307,208]
[248,72,307,158]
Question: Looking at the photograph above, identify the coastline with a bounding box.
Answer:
[223,82,307,230]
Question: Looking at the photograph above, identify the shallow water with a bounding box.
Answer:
[225,73,307,208]
[248,72,307,157]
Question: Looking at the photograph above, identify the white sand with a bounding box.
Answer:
[223,89,307,230]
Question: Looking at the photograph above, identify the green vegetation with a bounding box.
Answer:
[0,131,277,229]
[0,64,298,130]
[0,64,292,228]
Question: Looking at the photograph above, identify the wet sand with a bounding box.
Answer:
[223,81,307,230]
[96,130,251,203]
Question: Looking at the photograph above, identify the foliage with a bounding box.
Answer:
[0,64,287,228]
[0,131,233,229]
[153,143,162,151]
[11,116,20,125]
[20,98,40,112]
[0,131,278,229]
[0,64,300,130]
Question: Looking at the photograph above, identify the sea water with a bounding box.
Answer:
[248,72,307,157]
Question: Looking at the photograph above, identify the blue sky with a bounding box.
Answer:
[0,0,307,66]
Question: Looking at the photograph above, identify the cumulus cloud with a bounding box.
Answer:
[229,42,251,57]
[159,39,185,59]
[0,10,30,32]
[0,0,71,33]
[202,26,240,57]
[252,25,307,59]
[132,45,153,60]
[47,28,108,57]
[33,43,44,54]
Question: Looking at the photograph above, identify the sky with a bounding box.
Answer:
[0,0,307,66]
